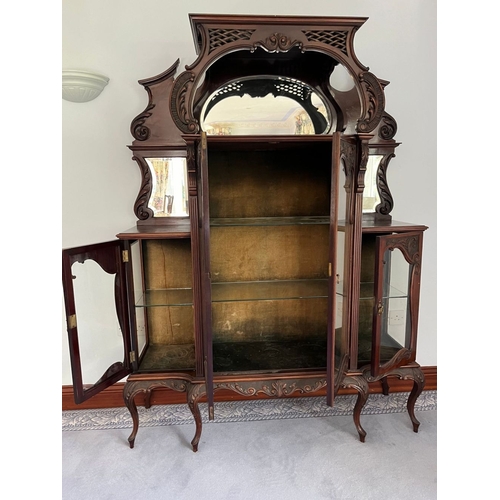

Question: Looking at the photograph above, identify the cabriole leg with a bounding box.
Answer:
[123,381,141,449]
[123,378,189,448]
[187,383,206,452]
[341,375,369,442]
[389,366,426,432]
[406,367,425,432]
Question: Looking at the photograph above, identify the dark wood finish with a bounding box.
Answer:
[371,231,424,378]
[197,132,215,419]
[62,366,436,410]
[62,240,133,403]
[62,14,431,451]
[117,224,191,239]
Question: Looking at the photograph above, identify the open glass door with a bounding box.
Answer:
[371,231,423,378]
[327,133,355,405]
[62,240,134,403]
[199,131,215,419]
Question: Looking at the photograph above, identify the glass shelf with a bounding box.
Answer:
[211,279,329,302]
[336,282,407,300]
[210,216,330,227]
[135,288,193,307]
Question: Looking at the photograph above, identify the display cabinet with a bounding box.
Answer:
[62,14,427,451]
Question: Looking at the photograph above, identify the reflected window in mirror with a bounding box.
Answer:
[201,77,332,136]
[145,158,189,217]
[362,155,383,213]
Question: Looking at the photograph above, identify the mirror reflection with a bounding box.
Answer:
[363,155,383,213]
[201,77,331,135]
[146,158,189,217]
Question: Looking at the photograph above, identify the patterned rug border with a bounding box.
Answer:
[62,390,436,431]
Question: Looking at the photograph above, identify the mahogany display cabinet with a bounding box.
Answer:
[62,14,428,451]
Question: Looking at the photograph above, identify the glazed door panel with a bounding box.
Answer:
[62,240,134,403]
[371,231,424,378]
[199,131,215,419]
[327,132,348,405]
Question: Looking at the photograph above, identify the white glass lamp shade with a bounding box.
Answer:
[62,70,109,103]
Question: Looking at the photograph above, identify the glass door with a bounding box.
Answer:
[371,231,424,378]
[62,240,134,403]
[205,135,334,380]
[327,134,357,405]
[199,132,215,419]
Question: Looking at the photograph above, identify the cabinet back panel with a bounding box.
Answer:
[141,239,194,347]
[210,225,329,282]
[208,149,331,218]
[143,239,193,289]
[212,298,328,343]
[360,234,376,283]
[146,306,195,345]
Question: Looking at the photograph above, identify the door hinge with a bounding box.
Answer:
[328,263,332,277]
[68,314,77,329]
[129,351,136,363]
[122,250,129,262]
[377,302,384,315]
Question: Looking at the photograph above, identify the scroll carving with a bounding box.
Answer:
[340,139,356,179]
[170,71,198,134]
[385,235,421,268]
[357,72,385,133]
[375,153,395,216]
[130,100,154,141]
[362,349,413,383]
[131,156,154,220]
[252,33,304,53]
[123,379,189,402]
[378,113,397,140]
[215,378,327,398]
[356,140,369,194]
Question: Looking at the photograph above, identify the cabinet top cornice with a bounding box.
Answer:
[188,13,368,54]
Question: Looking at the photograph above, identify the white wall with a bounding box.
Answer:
[62,0,437,384]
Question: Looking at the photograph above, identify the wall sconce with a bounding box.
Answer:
[62,70,109,103]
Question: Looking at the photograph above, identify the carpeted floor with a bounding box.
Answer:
[62,391,437,499]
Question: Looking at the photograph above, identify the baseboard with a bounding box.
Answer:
[62,366,436,411]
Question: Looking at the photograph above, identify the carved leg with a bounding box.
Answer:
[123,378,189,448]
[406,367,425,432]
[381,377,390,396]
[187,383,206,452]
[389,366,425,432]
[341,375,369,443]
[123,381,141,449]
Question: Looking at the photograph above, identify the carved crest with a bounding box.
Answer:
[253,33,303,53]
